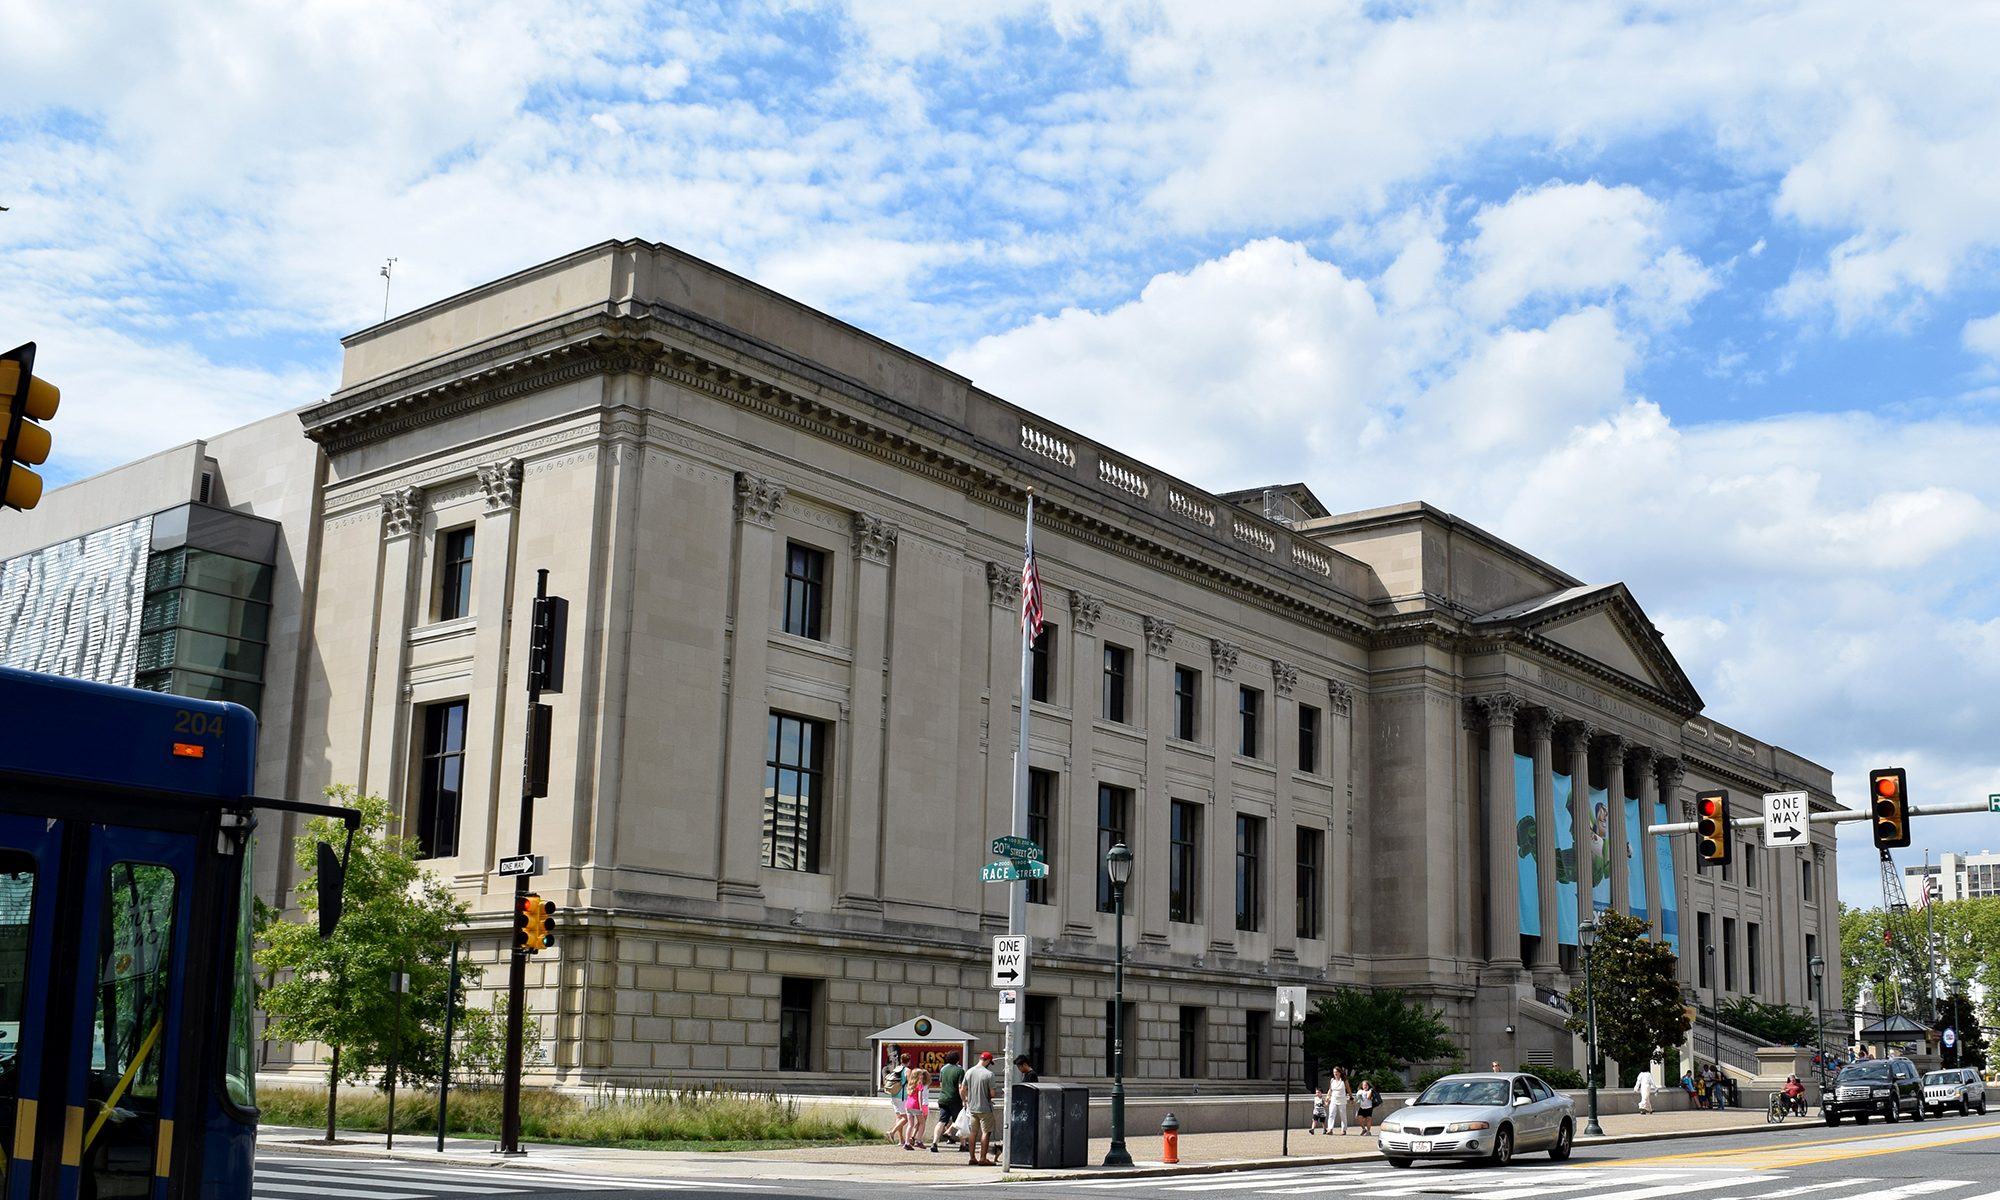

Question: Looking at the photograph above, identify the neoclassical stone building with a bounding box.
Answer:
[4,239,1841,1090]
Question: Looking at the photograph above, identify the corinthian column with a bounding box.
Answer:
[1632,747,1661,942]
[1599,734,1630,916]
[1563,720,1597,939]
[1478,694,1523,969]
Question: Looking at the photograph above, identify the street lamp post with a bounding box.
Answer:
[1579,920,1603,1136]
[1705,942,1720,1109]
[1809,955,1827,1096]
[1104,843,1134,1168]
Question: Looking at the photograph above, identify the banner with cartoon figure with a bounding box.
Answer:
[1553,770,1578,945]
[1515,754,1539,937]
[1653,798,1681,953]
[1626,796,1648,920]
[1588,784,1612,914]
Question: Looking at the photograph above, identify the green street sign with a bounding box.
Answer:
[991,836,1045,863]
[980,859,1050,882]
[1990,793,2000,813]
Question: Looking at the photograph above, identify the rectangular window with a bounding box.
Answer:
[1027,768,1056,906]
[438,526,475,621]
[1103,1000,1134,1077]
[1743,846,1757,888]
[1031,624,1057,703]
[1102,644,1130,723]
[779,977,818,1071]
[1298,704,1320,774]
[1097,785,1132,914]
[1026,995,1055,1074]
[1179,1006,1204,1078]
[1723,917,1738,991]
[1170,800,1201,923]
[764,712,828,872]
[1296,826,1324,941]
[1747,922,1762,996]
[1697,911,1713,989]
[1246,1011,1270,1080]
[782,543,827,640]
[414,700,468,859]
[1238,686,1262,758]
[1172,666,1200,741]
[1235,814,1264,932]
[1801,858,1816,904]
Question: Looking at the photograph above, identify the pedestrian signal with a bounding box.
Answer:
[1696,790,1732,865]
[1869,767,1910,850]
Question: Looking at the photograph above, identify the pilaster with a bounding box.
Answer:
[717,472,785,902]
[838,511,896,911]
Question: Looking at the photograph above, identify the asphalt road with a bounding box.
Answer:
[256,1115,2000,1200]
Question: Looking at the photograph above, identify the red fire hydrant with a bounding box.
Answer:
[1161,1111,1180,1164]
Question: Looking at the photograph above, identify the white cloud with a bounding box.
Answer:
[1964,312,2000,363]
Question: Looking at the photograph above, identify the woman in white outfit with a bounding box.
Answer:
[1327,1067,1352,1134]
[1633,1068,1657,1114]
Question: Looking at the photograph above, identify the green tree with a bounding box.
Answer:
[256,785,479,1140]
[1302,988,1457,1081]
[1562,911,1689,1082]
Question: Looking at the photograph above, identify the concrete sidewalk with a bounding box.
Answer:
[260,1106,1772,1184]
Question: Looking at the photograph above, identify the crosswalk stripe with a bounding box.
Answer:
[253,1183,429,1199]
[257,1167,522,1193]
[1731,1182,1880,1200]
[1836,1184,1973,1200]
[1352,1170,1691,1198]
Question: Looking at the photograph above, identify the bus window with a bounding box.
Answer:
[87,861,178,1192]
[0,850,35,1170]
[224,852,256,1111]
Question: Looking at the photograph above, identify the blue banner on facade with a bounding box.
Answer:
[1589,784,1612,913]
[1516,754,1538,937]
[1553,771,1578,945]
[1653,798,1680,953]
[1625,796,1647,921]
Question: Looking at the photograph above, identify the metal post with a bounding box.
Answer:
[1707,943,1720,1109]
[1003,495,1038,1168]
[1581,922,1602,1136]
[1809,955,1826,1096]
[386,968,407,1149]
[1104,842,1133,1167]
[500,569,549,1156]
[437,940,461,1152]
[1281,1006,1291,1157]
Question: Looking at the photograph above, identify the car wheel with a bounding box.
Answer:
[1885,1101,1898,1124]
[1386,1157,1413,1169]
[1962,1099,1971,1116]
[1911,1101,1923,1122]
[1548,1120,1573,1162]
[1978,1097,1987,1115]
[1489,1125,1514,1167]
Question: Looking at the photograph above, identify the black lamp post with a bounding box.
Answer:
[1705,942,1719,1107]
[1104,842,1134,1167]
[1809,954,1826,1094]
[1579,920,1603,1136]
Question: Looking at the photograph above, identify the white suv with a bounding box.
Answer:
[1923,1068,1987,1117]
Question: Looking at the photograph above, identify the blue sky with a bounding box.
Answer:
[5,1,2000,909]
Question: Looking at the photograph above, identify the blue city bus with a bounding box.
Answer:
[0,666,353,1199]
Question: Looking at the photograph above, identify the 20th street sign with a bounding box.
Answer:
[991,836,1044,863]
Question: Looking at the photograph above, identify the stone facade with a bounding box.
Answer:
[3,238,1841,1091]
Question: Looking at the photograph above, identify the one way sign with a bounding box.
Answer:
[991,934,1030,989]
[1764,791,1808,848]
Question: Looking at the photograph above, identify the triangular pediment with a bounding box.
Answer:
[1471,583,1703,714]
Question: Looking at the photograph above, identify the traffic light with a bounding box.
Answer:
[0,342,60,511]
[1869,767,1911,850]
[1696,789,1732,865]
[517,893,556,953]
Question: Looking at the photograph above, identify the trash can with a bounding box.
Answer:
[1054,1083,1089,1168]
[1008,1083,1088,1168]
[1008,1082,1045,1168]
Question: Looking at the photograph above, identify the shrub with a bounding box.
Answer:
[1529,1066,1585,1089]
[1352,1068,1406,1094]
[1716,998,1817,1046]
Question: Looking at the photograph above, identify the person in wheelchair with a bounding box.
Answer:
[1781,1074,1807,1115]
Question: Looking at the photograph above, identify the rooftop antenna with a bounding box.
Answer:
[380,258,398,320]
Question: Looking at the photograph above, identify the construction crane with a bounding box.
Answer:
[1875,850,1934,1028]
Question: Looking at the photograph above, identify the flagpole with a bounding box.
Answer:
[1003,489,1037,1168]
[1924,849,1937,1028]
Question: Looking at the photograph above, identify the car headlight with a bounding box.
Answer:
[1445,1121,1491,1133]
[1872,1087,1891,1098]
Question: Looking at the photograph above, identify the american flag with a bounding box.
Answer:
[1915,873,1937,909]
[1020,535,1043,640]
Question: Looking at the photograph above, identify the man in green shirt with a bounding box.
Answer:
[930,1050,966,1151]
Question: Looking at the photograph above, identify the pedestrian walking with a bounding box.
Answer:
[963,1050,1000,1166]
[902,1063,931,1149]
[1309,1085,1328,1134]
[1354,1079,1379,1134]
[1711,1066,1728,1111]
[882,1049,911,1145]
[1327,1067,1352,1135]
[930,1050,965,1152]
[1633,1067,1657,1114]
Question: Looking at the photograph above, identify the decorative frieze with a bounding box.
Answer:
[1210,639,1240,680]
[478,458,524,511]
[1068,590,1103,633]
[1143,616,1175,656]
[733,472,786,527]
[850,513,899,564]
[380,486,424,539]
[1271,659,1298,697]
[986,561,1022,608]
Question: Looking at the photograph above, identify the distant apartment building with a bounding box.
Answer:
[1903,852,2000,903]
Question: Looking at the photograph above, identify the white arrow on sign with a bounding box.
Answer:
[991,934,1030,989]
[1763,791,1809,849]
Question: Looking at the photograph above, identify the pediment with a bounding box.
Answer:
[1471,583,1703,714]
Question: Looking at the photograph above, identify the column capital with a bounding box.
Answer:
[1523,706,1557,742]
[1596,732,1629,763]
[1656,756,1685,793]
[1271,659,1299,697]
[1558,719,1599,755]
[1210,639,1240,680]
[380,485,423,539]
[850,512,899,564]
[1328,678,1354,715]
[985,561,1022,607]
[1068,590,1104,633]
[1143,615,1175,656]
[733,472,787,527]
[477,457,523,512]
[1476,691,1521,727]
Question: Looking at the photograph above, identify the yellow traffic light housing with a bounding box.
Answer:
[0,342,60,511]
[1696,789,1732,865]
[517,893,555,953]
[1869,767,1911,849]
[513,893,535,953]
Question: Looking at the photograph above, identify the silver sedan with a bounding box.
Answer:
[1376,1072,1576,1167]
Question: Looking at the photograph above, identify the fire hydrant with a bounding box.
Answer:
[1161,1111,1180,1164]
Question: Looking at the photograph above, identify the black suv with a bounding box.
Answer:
[1823,1059,1925,1125]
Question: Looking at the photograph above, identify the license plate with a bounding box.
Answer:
[1411,1139,1432,1153]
